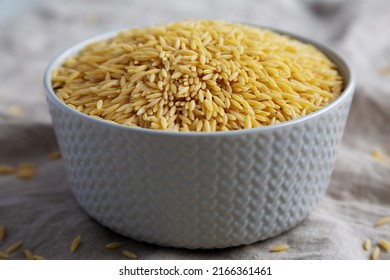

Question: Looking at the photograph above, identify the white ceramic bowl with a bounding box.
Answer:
[44,27,355,249]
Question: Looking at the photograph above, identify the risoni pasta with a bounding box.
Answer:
[52,20,342,132]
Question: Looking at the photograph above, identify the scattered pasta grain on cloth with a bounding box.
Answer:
[5,241,23,254]
[372,149,390,166]
[122,250,138,259]
[371,247,380,260]
[52,20,343,132]
[0,252,10,259]
[17,163,37,180]
[379,239,390,252]
[7,104,23,117]
[0,225,5,240]
[70,235,81,253]
[0,165,15,175]
[24,249,34,260]
[105,242,124,249]
[33,254,46,260]
[375,216,390,227]
[48,150,61,160]
[270,244,289,252]
[363,239,371,251]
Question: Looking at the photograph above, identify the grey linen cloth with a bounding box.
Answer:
[0,0,389,259]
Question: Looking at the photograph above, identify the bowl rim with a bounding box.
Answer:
[44,23,355,138]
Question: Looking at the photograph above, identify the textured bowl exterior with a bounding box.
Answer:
[45,28,355,249]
